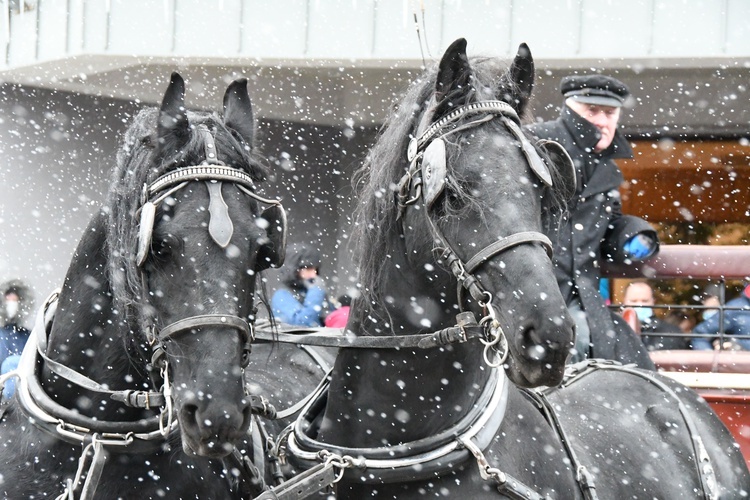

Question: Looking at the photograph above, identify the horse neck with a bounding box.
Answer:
[322,241,494,446]
[44,210,149,417]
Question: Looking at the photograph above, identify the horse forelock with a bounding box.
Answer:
[105,107,269,341]
[352,55,538,310]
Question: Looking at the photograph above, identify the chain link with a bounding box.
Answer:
[319,450,357,483]
[477,294,509,367]
[158,362,174,436]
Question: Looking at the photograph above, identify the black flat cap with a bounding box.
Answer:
[560,74,630,107]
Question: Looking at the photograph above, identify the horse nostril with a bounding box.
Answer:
[182,403,199,425]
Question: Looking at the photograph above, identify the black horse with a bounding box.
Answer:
[0,73,288,498]
[283,39,750,498]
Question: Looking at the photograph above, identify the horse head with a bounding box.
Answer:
[123,73,285,457]
[373,40,575,387]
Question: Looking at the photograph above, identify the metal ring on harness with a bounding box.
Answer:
[476,293,509,368]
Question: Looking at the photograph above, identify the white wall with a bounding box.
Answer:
[0,85,138,315]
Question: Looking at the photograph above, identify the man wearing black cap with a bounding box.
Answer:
[526,74,658,370]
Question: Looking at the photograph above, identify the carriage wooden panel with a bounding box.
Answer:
[604,244,750,468]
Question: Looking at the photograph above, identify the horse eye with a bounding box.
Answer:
[152,234,179,260]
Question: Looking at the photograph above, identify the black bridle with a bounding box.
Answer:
[135,126,286,387]
[397,99,554,365]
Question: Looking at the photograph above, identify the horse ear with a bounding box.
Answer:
[434,38,472,120]
[158,72,190,144]
[223,78,255,148]
[507,43,535,115]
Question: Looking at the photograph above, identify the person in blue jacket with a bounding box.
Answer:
[691,283,750,351]
[271,246,329,327]
[0,282,32,399]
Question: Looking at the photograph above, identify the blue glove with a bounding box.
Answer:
[623,234,654,259]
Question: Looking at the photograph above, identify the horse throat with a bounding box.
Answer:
[42,211,150,419]
[320,255,494,446]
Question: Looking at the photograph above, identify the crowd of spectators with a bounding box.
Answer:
[620,280,750,352]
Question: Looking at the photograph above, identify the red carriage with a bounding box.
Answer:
[610,244,750,468]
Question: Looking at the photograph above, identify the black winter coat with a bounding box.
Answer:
[526,105,657,370]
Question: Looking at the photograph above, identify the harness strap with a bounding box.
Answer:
[548,360,718,500]
[249,395,277,419]
[464,231,553,272]
[222,429,268,499]
[445,230,553,309]
[254,312,485,350]
[523,389,599,500]
[458,436,546,500]
[79,440,108,500]
[254,460,338,500]
[18,294,171,439]
[274,369,331,421]
[159,314,251,342]
[29,294,165,411]
[286,367,508,481]
[299,345,334,373]
[37,348,164,409]
[55,438,109,500]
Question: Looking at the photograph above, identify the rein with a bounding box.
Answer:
[254,311,486,349]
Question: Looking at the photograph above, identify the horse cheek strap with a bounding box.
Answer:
[136,201,157,267]
[423,138,447,209]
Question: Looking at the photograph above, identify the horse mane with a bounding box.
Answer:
[105,107,270,339]
[351,55,567,311]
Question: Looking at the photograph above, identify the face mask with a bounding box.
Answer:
[5,301,18,320]
[702,310,717,321]
[635,307,652,321]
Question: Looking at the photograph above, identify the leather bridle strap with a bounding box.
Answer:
[254,311,486,350]
[149,314,253,372]
[158,314,252,343]
[464,231,553,273]
[434,228,553,310]
[402,100,555,313]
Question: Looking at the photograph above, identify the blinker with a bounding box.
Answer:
[422,138,447,209]
[136,201,157,267]
[503,119,553,187]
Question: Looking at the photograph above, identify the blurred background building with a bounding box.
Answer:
[1,0,748,301]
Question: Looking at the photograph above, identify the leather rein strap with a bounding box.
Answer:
[254,311,484,350]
